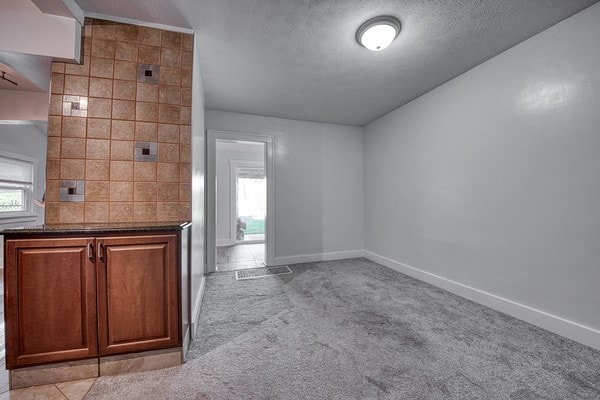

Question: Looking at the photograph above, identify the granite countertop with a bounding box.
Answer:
[0,221,192,236]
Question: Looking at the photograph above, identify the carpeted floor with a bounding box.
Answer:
[85,258,600,399]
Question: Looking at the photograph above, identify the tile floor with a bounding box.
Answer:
[216,243,265,271]
[0,378,96,400]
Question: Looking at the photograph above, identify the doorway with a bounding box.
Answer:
[207,130,274,273]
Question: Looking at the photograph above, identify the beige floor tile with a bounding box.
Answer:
[0,384,66,400]
[55,378,96,400]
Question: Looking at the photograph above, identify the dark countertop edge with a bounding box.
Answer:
[1,222,192,237]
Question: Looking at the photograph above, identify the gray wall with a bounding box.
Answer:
[364,2,600,335]
[190,35,206,331]
[206,110,364,263]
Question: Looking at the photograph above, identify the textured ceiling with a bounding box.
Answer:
[74,0,599,126]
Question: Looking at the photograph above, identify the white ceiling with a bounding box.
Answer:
[74,0,598,126]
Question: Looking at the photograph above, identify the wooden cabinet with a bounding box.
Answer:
[4,238,98,368]
[96,235,179,355]
[4,232,180,369]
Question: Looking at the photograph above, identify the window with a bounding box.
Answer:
[0,154,35,218]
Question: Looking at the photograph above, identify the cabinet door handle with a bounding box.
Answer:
[87,242,95,261]
[97,242,104,262]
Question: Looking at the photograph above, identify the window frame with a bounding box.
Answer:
[0,150,37,222]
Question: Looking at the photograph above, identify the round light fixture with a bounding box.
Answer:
[356,16,401,51]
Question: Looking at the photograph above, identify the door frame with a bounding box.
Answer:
[206,129,275,272]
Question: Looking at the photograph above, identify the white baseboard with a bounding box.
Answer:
[190,276,206,340]
[274,250,363,266]
[363,250,600,351]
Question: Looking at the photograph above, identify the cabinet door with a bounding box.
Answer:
[96,234,180,355]
[4,238,98,368]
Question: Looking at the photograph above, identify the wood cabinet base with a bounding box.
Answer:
[9,347,183,390]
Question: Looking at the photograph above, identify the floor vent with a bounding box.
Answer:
[236,266,292,280]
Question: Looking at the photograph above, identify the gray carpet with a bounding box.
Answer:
[85,258,600,399]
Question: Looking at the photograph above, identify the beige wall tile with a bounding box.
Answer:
[135,122,157,141]
[116,23,138,42]
[49,94,63,115]
[51,73,64,94]
[181,68,192,87]
[161,31,182,48]
[62,117,87,137]
[180,162,191,183]
[180,107,191,124]
[110,161,133,181]
[160,48,181,67]
[46,160,60,180]
[86,160,110,181]
[159,86,180,105]
[110,181,133,201]
[65,58,91,76]
[109,202,133,222]
[64,75,89,96]
[85,202,109,223]
[88,97,112,118]
[182,51,193,68]
[157,162,179,182]
[158,124,179,143]
[45,202,59,224]
[47,137,61,159]
[59,202,84,223]
[115,41,138,61]
[136,102,158,122]
[133,202,157,222]
[138,27,161,46]
[159,67,180,86]
[134,182,157,202]
[180,126,191,144]
[90,57,114,78]
[91,37,116,58]
[52,62,65,73]
[134,162,157,181]
[179,201,191,221]
[60,159,85,180]
[158,143,179,163]
[86,139,111,160]
[112,120,134,140]
[110,140,133,160]
[47,116,62,137]
[179,183,191,202]
[157,202,180,221]
[112,100,136,120]
[138,45,160,64]
[137,82,158,102]
[182,34,193,51]
[181,87,192,106]
[86,181,109,201]
[113,60,137,81]
[92,20,116,39]
[158,104,181,124]
[157,182,179,202]
[113,80,136,100]
[61,137,86,159]
[45,179,59,201]
[46,18,194,225]
[180,144,191,163]
[89,77,113,98]
[87,118,111,139]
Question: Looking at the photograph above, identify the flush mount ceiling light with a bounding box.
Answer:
[356,16,401,51]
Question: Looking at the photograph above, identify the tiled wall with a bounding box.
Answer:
[46,18,193,224]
